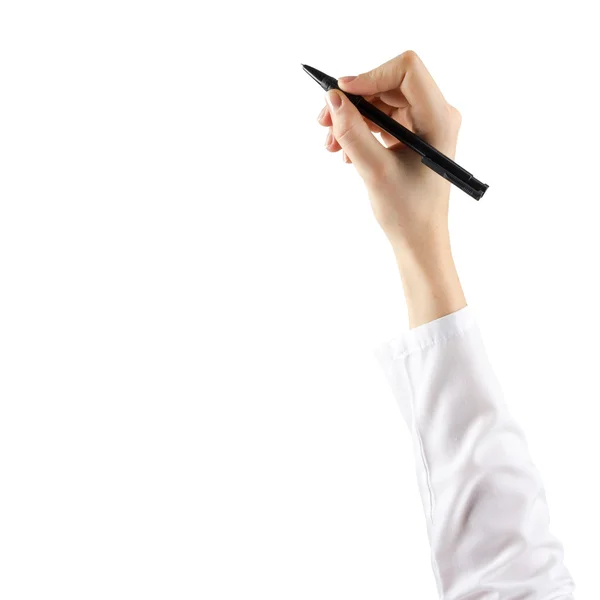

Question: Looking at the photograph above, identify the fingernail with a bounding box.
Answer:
[317,106,327,122]
[338,76,356,84]
[325,129,332,147]
[326,90,342,112]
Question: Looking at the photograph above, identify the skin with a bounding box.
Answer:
[316,50,466,328]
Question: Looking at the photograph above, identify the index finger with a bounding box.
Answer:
[338,50,447,115]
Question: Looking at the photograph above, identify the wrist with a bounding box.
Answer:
[391,236,466,329]
[391,228,452,271]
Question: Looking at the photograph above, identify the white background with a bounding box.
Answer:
[0,1,597,598]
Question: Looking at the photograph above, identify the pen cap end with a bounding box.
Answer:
[473,181,489,200]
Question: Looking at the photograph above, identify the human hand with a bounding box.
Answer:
[317,50,462,258]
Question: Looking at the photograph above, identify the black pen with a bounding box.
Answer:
[302,64,488,201]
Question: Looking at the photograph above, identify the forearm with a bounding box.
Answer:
[393,232,466,329]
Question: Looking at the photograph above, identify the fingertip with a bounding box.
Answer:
[317,106,332,127]
[325,89,342,112]
[329,136,342,153]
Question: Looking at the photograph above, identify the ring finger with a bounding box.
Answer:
[325,126,342,152]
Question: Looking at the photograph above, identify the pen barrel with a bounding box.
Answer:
[342,90,488,200]
[344,92,432,156]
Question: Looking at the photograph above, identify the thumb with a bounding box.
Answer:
[325,89,389,182]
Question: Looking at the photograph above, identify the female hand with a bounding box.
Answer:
[317,50,462,258]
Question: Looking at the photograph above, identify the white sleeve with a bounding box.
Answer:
[373,305,575,599]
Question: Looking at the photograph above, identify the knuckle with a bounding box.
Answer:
[335,120,360,148]
[365,66,383,83]
[401,49,420,67]
[448,104,462,127]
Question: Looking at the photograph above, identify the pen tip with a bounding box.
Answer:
[301,64,333,91]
